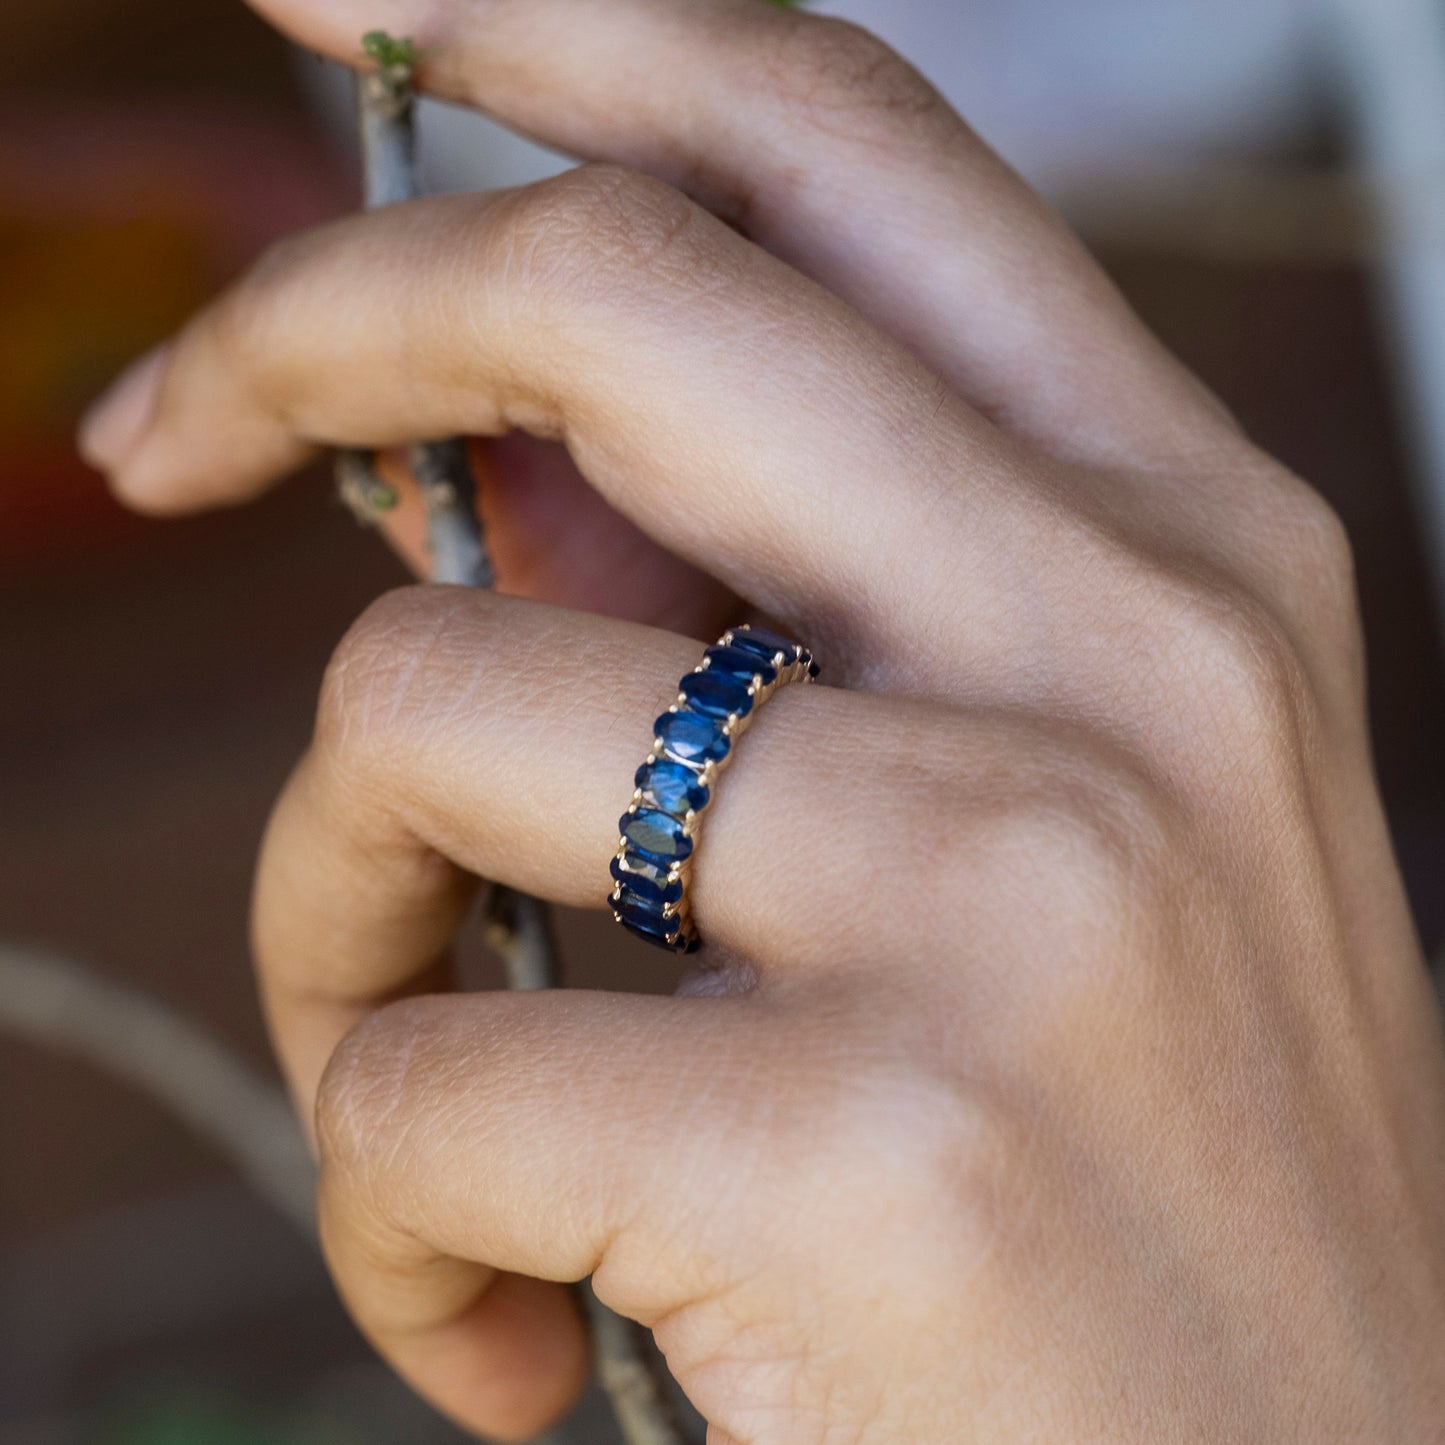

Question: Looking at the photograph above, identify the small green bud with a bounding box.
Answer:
[361,30,417,69]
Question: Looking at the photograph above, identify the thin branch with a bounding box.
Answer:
[0,943,315,1236]
[343,35,684,1445]
[337,446,398,523]
[356,30,420,207]
[408,436,496,589]
[483,886,561,994]
[582,1281,689,1445]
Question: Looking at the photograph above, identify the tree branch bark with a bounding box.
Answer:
[342,36,688,1445]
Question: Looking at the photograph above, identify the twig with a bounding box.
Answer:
[344,34,685,1445]
[582,1281,689,1445]
[483,886,561,994]
[408,437,496,589]
[337,446,398,522]
[356,30,418,208]
[0,943,315,1236]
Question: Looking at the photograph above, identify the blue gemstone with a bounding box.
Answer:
[619,913,687,951]
[655,710,730,766]
[612,853,684,905]
[728,627,800,664]
[620,807,693,863]
[703,645,777,686]
[612,849,678,887]
[635,759,709,815]
[680,670,754,720]
[613,887,677,934]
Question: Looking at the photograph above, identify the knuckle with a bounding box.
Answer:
[314,585,489,779]
[1163,577,1320,769]
[492,163,711,300]
[756,16,948,141]
[211,228,324,399]
[1272,482,1362,663]
[1210,454,1363,678]
[806,1066,1023,1268]
[956,744,1181,955]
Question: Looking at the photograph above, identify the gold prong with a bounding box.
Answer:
[620,627,814,954]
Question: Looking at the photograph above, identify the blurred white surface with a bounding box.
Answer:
[302,0,1324,196]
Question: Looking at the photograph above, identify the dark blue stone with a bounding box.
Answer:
[635,759,709,815]
[612,852,684,905]
[728,626,800,664]
[619,807,693,863]
[619,913,687,951]
[703,645,777,686]
[613,887,677,935]
[680,670,754,720]
[655,710,730,766]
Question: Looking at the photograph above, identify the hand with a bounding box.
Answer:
[80,1,1445,1440]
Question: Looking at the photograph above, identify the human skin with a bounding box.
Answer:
[79,1,1445,1440]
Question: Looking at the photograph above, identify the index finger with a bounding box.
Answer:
[83,168,1014,665]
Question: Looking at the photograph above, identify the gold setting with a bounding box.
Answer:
[610,628,818,951]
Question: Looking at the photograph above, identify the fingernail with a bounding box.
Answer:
[78,345,169,472]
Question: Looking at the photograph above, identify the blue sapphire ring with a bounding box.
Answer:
[610,625,819,953]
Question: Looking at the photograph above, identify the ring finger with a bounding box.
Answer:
[256,585,1029,1109]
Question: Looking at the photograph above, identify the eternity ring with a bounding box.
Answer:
[610,625,819,953]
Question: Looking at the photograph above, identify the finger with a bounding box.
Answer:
[247,0,1228,462]
[312,989,765,1441]
[254,586,978,1107]
[83,171,1018,662]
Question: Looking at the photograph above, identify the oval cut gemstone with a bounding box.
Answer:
[620,807,694,863]
[635,759,709,815]
[728,626,800,664]
[703,645,777,686]
[619,912,686,951]
[655,710,730,766]
[612,853,684,906]
[614,888,677,937]
[680,670,754,721]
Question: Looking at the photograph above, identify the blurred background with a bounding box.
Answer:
[5,0,1445,1441]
